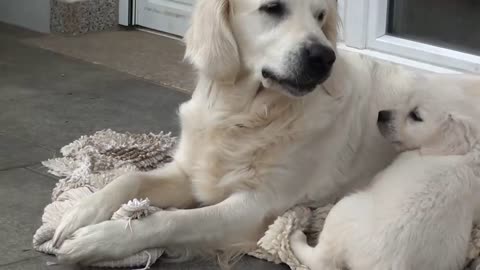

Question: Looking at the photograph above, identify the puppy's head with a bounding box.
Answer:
[184,0,339,97]
[377,88,479,156]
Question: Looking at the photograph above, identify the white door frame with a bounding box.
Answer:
[119,0,193,37]
[343,0,480,73]
[119,0,133,26]
[121,0,346,37]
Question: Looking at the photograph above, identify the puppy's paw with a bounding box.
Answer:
[57,220,136,265]
[53,197,112,248]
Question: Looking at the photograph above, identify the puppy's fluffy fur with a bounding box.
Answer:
[291,88,480,270]
[50,0,480,265]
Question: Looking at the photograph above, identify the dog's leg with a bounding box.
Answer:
[53,161,194,248]
[56,191,275,265]
[290,230,316,267]
[290,230,340,270]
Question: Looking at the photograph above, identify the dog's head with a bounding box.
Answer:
[377,88,479,156]
[184,0,339,97]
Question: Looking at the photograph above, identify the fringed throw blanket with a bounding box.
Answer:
[33,130,480,269]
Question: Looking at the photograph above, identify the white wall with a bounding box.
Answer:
[0,0,50,33]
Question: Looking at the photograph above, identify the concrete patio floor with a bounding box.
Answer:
[0,23,286,270]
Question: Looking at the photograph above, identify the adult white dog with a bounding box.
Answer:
[52,0,480,265]
[291,87,480,270]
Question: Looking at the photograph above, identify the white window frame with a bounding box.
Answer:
[342,0,480,73]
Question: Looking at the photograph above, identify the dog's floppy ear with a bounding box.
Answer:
[184,0,240,82]
[318,0,341,97]
[323,0,340,48]
[421,113,475,156]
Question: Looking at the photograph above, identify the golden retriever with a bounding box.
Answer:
[51,0,480,265]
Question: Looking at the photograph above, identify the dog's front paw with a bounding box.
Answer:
[53,196,113,248]
[57,220,137,265]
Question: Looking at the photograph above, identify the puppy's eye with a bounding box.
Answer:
[409,109,423,122]
[259,1,286,17]
[316,11,326,22]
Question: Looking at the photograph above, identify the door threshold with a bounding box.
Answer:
[137,26,183,41]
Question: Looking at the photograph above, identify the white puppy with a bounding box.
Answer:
[291,87,480,270]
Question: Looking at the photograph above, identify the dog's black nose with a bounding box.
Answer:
[378,110,392,123]
[305,43,336,68]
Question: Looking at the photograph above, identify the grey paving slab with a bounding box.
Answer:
[0,134,56,170]
[0,38,188,150]
[0,169,56,266]
[149,256,288,270]
[1,256,82,270]
[0,23,45,40]
[24,29,196,93]
[25,164,59,180]
[2,255,287,270]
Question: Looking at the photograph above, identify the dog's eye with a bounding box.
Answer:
[316,11,326,22]
[409,109,423,122]
[259,1,286,17]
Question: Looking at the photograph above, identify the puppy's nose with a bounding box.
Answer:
[378,110,392,123]
[305,43,336,67]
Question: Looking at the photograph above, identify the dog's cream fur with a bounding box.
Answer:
[291,88,480,270]
[51,0,480,265]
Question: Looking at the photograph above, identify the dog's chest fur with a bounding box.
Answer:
[176,82,305,205]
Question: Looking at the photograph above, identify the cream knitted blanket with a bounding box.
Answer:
[32,130,480,269]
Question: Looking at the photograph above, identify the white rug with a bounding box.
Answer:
[32,129,480,269]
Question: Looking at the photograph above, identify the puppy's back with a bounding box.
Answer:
[321,151,475,270]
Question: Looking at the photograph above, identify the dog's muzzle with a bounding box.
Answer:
[262,43,336,97]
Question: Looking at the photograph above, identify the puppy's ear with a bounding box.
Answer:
[184,0,240,82]
[421,114,475,156]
